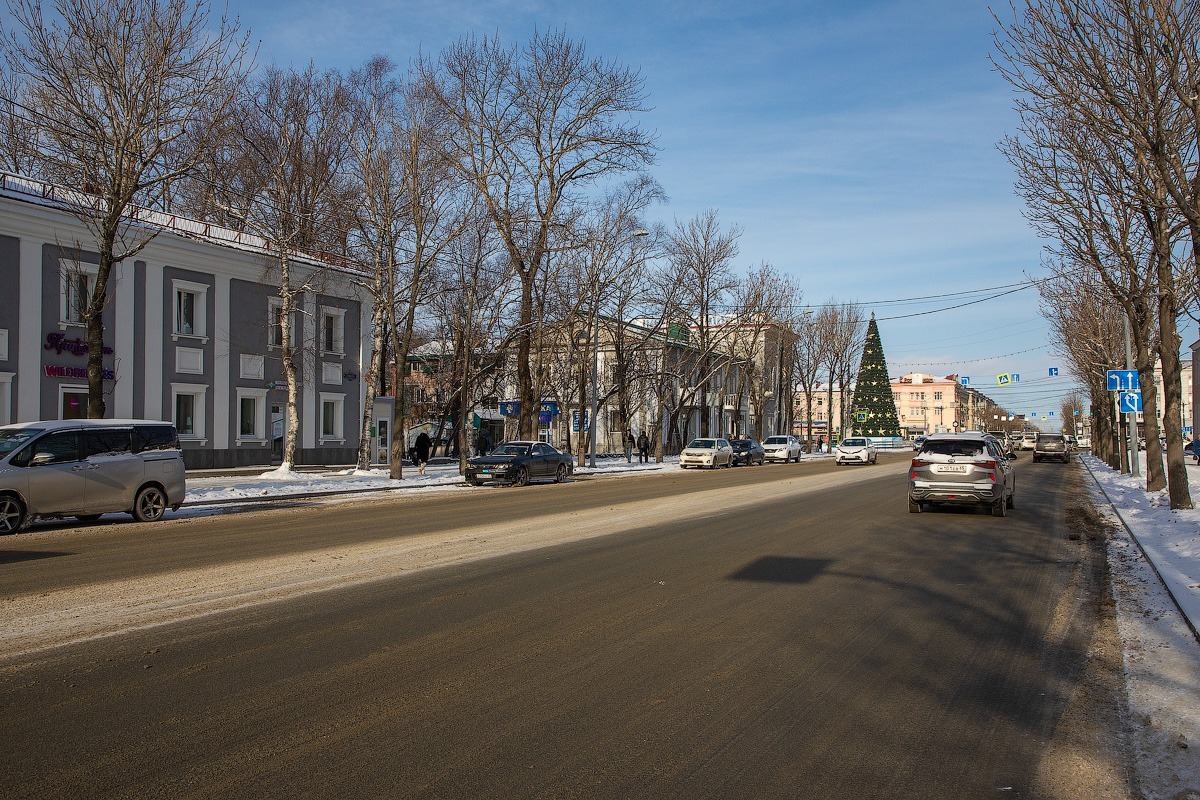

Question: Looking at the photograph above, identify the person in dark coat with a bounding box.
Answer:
[636,431,651,463]
[415,431,432,475]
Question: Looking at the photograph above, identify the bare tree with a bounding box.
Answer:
[3,0,250,417]
[216,64,355,469]
[428,30,656,439]
[995,0,1196,507]
[726,264,797,439]
[817,302,866,439]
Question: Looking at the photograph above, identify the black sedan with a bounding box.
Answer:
[730,438,765,466]
[465,441,575,486]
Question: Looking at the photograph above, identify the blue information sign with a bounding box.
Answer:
[1118,391,1143,413]
[1107,370,1140,391]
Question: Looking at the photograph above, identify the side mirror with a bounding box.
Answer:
[30,452,54,467]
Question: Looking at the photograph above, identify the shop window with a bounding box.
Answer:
[60,386,88,420]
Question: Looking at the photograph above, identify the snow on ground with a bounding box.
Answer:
[1080,454,1200,799]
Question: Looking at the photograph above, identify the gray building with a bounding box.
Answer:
[0,173,372,469]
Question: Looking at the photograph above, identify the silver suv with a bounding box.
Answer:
[0,419,186,533]
[909,432,1016,517]
[1033,433,1069,463]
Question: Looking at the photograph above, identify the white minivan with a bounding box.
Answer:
[0,419,186,533]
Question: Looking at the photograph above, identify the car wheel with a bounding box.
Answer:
[991,497,1007,517]
[132,486,168,523]
[75,514,103,522]
[512,466,530,487]
[555,464,568,483]
[908,498,922,513]
[469,479,484,486]
[0,495,29,534]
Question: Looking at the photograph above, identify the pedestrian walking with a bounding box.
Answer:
[415,431,432,475]
[623,429,635,463]
[636,431,650,463]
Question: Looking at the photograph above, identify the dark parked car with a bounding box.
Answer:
[1185,440,1200,463]
[465,441,574,486]
[729,438,765,466]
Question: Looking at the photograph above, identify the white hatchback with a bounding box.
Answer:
[762,435,802,463]
[834,437,877,465]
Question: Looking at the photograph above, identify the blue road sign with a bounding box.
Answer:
[1118,391,1143,413]
[960,376,970,386]
[1107,370,1140,391]
[1012,373,1020,382]
[1049,367,1059,377]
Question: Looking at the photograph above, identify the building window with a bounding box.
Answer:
[320,306,345,355]
[171,383,207,442]
[934,391,943,401]
[320,392,345,442]
[172,279,209,339]
[61,267,96,325]
[267,299,295,349]
[236,388,268,442]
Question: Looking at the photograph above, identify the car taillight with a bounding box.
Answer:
[978,459,997,469]
[911,458,928,468]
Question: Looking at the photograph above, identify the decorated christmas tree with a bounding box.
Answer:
[849,314,901,437]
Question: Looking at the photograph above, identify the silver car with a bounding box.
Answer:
[679,438,734,469]
[0,419,186,533]
[909,432,1015,517]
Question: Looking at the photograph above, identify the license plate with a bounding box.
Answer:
[935,464,968,474]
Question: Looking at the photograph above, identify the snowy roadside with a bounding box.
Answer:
[1081,454,1200,637]
[1080,454,1200,799]
[182,450,844,508]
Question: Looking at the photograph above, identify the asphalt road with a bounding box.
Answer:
[0,453,1101,799]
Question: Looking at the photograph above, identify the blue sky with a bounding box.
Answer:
[238,0,1084,427]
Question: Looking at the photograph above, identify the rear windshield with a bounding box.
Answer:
[1037,435,1063,443]
[921,440,986,458]
[133,425,179,452]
